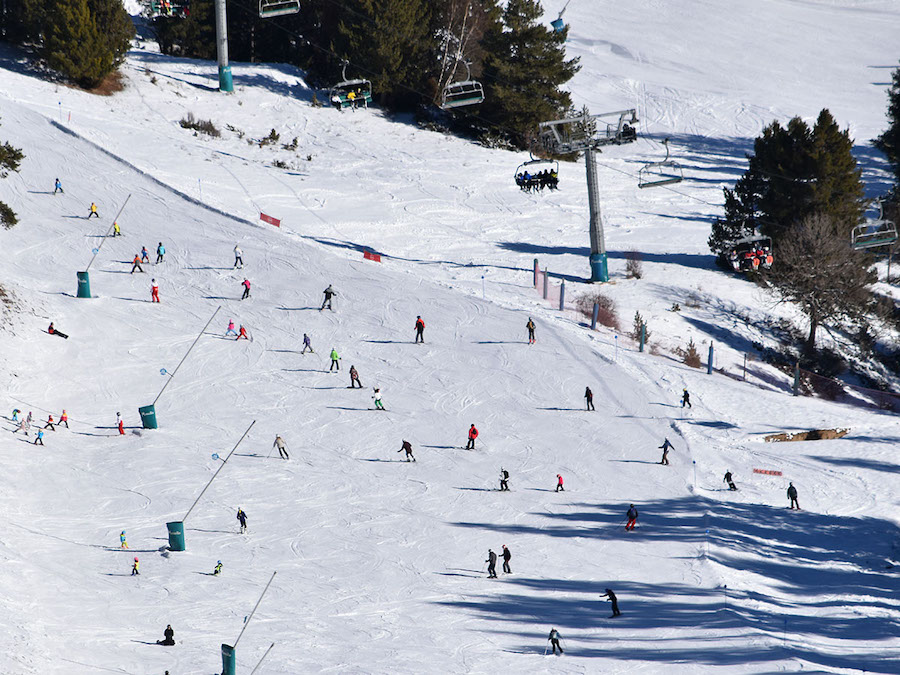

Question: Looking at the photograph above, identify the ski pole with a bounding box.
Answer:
[543,643,549,656]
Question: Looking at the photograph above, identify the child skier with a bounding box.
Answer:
[34,429,45,445]
[53,178,63,194]
[236,325,248,341]
[226,320,237,337]
[141,246,150,264]
[499,468,510,491]
[120,531,128,548]
[117,412,124,436]
[59,409,68,428]
[682,388,692,408]
[301,333,313,354]
[156,242,165,263]
[131,255,143,274]
[47,322,69,339]
[241,279,251,300]
[349,365,362,388]
[131,557,140,575]
[12,409,20,423]
[213,561,223,576]
[556,474,564,492]
[87,202,99,219]
[44,415,55,431]
[112,221,121,237]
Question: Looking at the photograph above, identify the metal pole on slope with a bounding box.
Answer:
[152,306,222,407]
[250,643,276,674]
[221,571,277,675]
[233,572,278,648]
[78,194,132,298]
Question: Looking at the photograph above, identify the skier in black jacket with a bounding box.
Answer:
[485,549,497,578]
[157,625,175,645]
[501,544,511,574]
[600,589,621,617]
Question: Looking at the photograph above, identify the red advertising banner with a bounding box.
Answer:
[259,212,281,227]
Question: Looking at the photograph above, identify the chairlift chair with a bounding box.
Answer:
[727,235,773,273]
[440,62,484,110]
[328,61,373,111]
[259,0,300,18]
[515,155,560,193]
[638,138,683,189]
[851,201,898,250]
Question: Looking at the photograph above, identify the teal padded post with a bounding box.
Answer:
[139,404,158,429]
[166,521,185,552]
[76,271,91,298]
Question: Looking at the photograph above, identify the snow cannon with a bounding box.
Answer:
[76,271,91,298]
[166,521,185,552]
[139,404,158,429]
[221,643,236,675]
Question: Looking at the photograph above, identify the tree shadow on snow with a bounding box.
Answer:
[441,495,900,671]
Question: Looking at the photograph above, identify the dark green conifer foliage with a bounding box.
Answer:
[875,63,900,184]
[709,109,865,258]
[479,0,579,147]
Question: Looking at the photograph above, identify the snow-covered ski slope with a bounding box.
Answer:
[0,1,898,673]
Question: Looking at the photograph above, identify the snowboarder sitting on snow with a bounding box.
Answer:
[499,468,510,491]
[585,386,595,411]
[320,284,336,311]
[349,365,362,388]
[659,438,674,465]
[237,508,248,533]
[724,471,737,491]
[372,388,385,410]
[47,322,69,339]
[485,549,498,578]
[787,482,800,510]
[556,474,564,492]
[157,625,175,645]
[548,628,563,654]
[625,504,638,531]
[466,424,478,450]
[682,388,692,408]
[131,255,144,274]
[414,316,425,343]
[501,544,511,574]
[399,440,415,462]
[273,435,289,460]
[213,561,223,576]
[600,588,621,617]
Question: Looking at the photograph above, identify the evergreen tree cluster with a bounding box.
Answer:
[0,0,134,89]
[708,109,865,259]
[150,0,577,146]
[0,118,25,229]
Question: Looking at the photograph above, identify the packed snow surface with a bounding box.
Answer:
[0,1,898,673]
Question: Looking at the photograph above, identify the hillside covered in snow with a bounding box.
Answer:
[0,1,898,673]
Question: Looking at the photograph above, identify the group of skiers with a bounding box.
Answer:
[485,545,512,578]
[12,409,70,444]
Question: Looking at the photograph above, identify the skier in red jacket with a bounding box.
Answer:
[466,424,478,450]
[414,316,425,343]
[556,474,564,492]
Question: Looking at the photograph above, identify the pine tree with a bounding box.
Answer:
[875,62,900,185]
[42,0,134,88]
[479,0,579,147]
[708,109,865,259]
[338,0,433,110]
[0,119,24,229]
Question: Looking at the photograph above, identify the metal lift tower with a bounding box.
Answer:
[538,109,639,282]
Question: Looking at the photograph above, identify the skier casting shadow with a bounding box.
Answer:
[156,625,175,646]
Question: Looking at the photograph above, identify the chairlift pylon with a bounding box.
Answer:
[851,200,898,250]
[638,138,683,189]
[328,60,373,111]
[259,0,300,18]
[515,153,559,193]
[441,61,484,110]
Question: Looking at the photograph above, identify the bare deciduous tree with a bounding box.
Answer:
[767,213,876,353]
[433,0,490,106]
